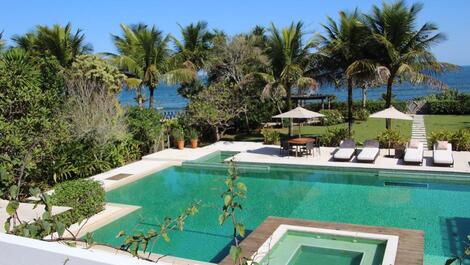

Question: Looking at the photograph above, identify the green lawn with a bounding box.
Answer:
[225,118,412,144]
[424,115,470,134]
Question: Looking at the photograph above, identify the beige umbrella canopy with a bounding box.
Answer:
[273,107,324,137]
[370,106,412,156]
[369,106,413,121]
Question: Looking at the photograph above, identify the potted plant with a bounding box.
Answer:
[172,128,185,150]
[188,128,199,148]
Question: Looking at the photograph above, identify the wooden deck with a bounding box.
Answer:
[219,216,424,265]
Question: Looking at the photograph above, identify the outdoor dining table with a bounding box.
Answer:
[288,137,316,157]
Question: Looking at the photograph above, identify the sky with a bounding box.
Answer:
[1,0,469,65]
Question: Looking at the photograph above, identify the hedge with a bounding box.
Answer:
[50,179,105,225]
[307,100,407,117]
[426,100,470,114]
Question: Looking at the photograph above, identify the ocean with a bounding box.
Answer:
[118,66,470,111]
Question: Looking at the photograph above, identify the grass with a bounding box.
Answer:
[224,118,412,144]
[424,115,470,134]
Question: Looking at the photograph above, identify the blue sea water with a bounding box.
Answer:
[118,66,470,111]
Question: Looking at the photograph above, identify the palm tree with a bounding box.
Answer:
[318,10,374,136]
[365,0,455,128]
[262,22,319,135]
[0,31,5,51]
[112,23,195,108]
[172,21,213,69]
[12,23,92,67]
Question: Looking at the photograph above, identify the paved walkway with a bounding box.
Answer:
[411,114,428,150]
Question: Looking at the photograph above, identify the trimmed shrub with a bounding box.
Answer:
[321,128,351,147]
[376,129,408,148]
[50,179,105,225]
[308,100,407,116]
[426,100,470,115]
[354,108,370,121]
[319,109,344,126]
[261,129,280,144]
[428,129,470,151]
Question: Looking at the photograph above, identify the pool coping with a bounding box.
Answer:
[218,216,424,265]
[253,224,399,265]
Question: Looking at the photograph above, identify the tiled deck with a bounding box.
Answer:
[219,216,424,265]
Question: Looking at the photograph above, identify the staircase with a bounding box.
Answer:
[411,115,428,150]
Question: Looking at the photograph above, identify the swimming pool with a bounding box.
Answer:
[91,164,470,264]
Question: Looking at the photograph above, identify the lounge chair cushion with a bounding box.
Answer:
[357,147,379,162]
[408,139,420,149]
[404,142,423,163]
[364,140,380,148]
[434,150,453,165]
[436,141,449,150]
[334,148,355,160]
[340,139,356,148]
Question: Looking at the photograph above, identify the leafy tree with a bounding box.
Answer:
[111,23,194,108]
[126,106,166,154]
[172,21,214,69]
[12,23,92,67]
[67,55,125,93]
[187,83,245,140]
[0,49,67,198]
[318,10,374,136]
[364,0,454,128]
[262,22,319,135]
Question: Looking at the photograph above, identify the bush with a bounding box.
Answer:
[426,100,470,115]
[261,129,281,144]
[376,129,408,148]
[321,128,351,146]
[126,106,165,155]
[308,100,407,116]
[428,129,470,151]
[354,108,370,121]
[319,109,344,126]
[50,179,105,225]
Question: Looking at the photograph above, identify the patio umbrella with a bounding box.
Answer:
[273,106,325,137]
[369,106,413,156]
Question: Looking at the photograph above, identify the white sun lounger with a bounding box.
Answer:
[333,139,356,161]
[433,142,454,167]
[357,140,380,163]
[404,140,424,165]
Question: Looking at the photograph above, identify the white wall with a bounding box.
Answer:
[0,233,168,265]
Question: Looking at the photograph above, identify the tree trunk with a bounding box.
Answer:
[214,126,220,142]
[286,86,293,137]
[148,86,155,109]
[385,76,394,129]
[347,78,354,138]
[362,87,367,108]
[137,86,143,108]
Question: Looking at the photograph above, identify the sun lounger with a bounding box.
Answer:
[433,141,454,167]
[333,139,356,161]
[404,140,424,165]
[357,140,380,163]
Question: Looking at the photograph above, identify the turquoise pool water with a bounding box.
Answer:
[259,231,386,265]
[91,164,470,264]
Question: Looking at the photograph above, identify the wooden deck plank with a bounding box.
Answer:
[219,216,424,265]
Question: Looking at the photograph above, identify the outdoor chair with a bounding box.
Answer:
[333,139,356,161]
[433,141,454,167]
[357,140,380,163]
[404,140,424,165]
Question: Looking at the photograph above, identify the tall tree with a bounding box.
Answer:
[263,22,319,135]
[365,0,454,128]
[12,23,92,67]
[0,31,5,51]
[112,23,194,108]
[171,21,214,98]
[318,10,373,136]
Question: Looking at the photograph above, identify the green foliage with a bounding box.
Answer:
[321,127,351,146]
[354,108,370,121]
[172,127,185,141]
[50,179,105,226]
[261,129,280,144]
[126,106,165,154]
[427,100,470,115]
[0,49,67,198]
[188,128,199,140]
[67,55,125,93]
[117,202,199,257]
[376,129,408,148]
[309,100,407,117]
[188,83,245,140]
[319,109,344,126]
[13,23,92,67]
[428,129,470,151]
